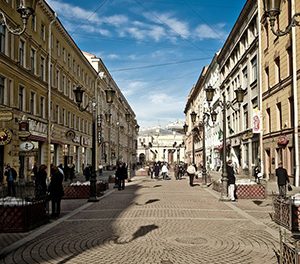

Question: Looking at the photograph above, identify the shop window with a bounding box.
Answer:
[0,25,5,54]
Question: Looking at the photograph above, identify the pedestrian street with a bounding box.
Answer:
[0,174,279,264]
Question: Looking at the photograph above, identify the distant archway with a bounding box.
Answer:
[139,153,145,165]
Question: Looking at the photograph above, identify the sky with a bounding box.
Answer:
[45,0,246,129]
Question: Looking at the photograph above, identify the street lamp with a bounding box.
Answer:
[190,111,197,164]
[105,88,115,170]
[206,86,245,200]
[263,0,300,37]
[73,85,98,202]
[0,0,37,35]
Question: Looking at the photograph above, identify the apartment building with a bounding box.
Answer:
[260,0,300,184]
[217,0,260,176]
[0,0,137,180]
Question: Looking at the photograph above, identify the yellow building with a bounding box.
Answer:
[0,0,137,181]
[260,0,300,184]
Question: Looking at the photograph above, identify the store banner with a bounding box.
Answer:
[252,108,261,134]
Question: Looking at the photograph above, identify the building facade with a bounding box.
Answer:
[0,0,137,181]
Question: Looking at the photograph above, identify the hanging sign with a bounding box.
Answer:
[0,129,12,145]
[252,108,261,134]
[20,141,35,151]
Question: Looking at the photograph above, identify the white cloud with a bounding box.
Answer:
[102,15,129,27]
[46,0,101,24]
[194,23,227,40]
[107,54,120,60]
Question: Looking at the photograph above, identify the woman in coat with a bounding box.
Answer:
[35,164,47,200]
[48,166,64,218]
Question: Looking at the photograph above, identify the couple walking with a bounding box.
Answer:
[115,162,128,190]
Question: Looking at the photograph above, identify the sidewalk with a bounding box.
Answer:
[0,170,297,263]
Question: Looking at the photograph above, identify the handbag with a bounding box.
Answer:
[288,184,293,191]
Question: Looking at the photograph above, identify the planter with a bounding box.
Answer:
[235,184,266,199]
[212,180,266,199]
[272,196,300,231]
[0,201,48,232]
[63,182,109,199]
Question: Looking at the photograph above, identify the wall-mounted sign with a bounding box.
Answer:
[0,111,13,121]
[19,120,29,131]
[0,129,12,145]
[19,130,31,140]
[66,130,75,140]
[20,141,35,151]
[278,135,289,146]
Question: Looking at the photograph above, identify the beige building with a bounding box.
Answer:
[260,0,300,184]
[0,0,137,181]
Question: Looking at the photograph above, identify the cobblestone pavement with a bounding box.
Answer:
[0,175,279,264]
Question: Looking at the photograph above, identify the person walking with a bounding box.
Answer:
[48,166,64,218]
[174,164,180,180]
[161,163,168,180]
[35,164,47,200]
[154,162,160,179]
[4,164,17,197]
[187,163,196,187]
[227,160,236,202]
[116,162,127,190]
[275,162,290,198]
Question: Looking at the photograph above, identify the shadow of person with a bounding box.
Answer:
[131,224,159,241]
[145,199,160,204]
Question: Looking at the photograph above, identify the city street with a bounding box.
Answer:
[0,174,279,264]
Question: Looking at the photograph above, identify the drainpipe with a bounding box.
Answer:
[47,14,57,178]
[291,0,299,186]
[257,0,264,178]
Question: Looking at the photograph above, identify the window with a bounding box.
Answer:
[41,24,45,40]
[19,39,25,67]
[266,107,271,133]
[265,67,269,90]
[63,48,66,62]
[0,25,5,54]
[264,23,269,49]
[56,40,60,56]
[40,56,45,81]
[0,75,5,105]
[276,102,282,130]
[287,47,292,77]
[289,97,294,128]
[31,15,36,31]
[18,85,25,111]
[62,75,66,94]
[62,108,66,125]
[30,48,36,74]
[243,104,248,130]
[274,57,281,83]
[56,69,60,90]
[251,56,257,83]
[56,105,59,123]
[242,67,248,89]
[40,96,45,118]
[30,91,36,114]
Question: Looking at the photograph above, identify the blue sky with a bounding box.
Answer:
[46,0,246,129]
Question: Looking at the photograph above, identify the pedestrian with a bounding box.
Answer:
[174,164,180,180]
[48,165,64,218]
[186,163,196,186]
[58,164,65,179]
[149,163,154,179]
[35,164,47,200]
[275,162,290,198]
[83,164,91,181]
[227,160,236,202]
[4,164,17,196]
[98,163,103,177]
[116,162,127,190]
[161,163,168,180]
[69,164,75,182]
[254,165,260,183]
[154,162,160,178]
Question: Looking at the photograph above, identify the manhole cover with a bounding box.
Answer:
[175,237,208,245]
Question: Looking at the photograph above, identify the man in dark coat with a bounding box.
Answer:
[275,162,290,198]
[4,164,17,196]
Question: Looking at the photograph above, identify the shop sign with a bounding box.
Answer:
[20,141,34,151]
[278,135,289,146]
[19,130,31,140]
[242,131,253,141]
[0,111,13,121]
[29,119,47,135]
[81,136,91,147]
[66,130,75,140]
[73,136,80,144]
[0,129,12,145]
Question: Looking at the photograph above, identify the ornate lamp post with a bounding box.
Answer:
[73,85,98,202]
[206,86,245,200]
[263,0,300,37]
[0,0,37,35]
[190,111,197,164]
[105,88,115,170]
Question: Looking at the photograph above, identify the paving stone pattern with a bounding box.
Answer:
[0,176,279,264]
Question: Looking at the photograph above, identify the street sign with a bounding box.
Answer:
[0,111,13,121]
